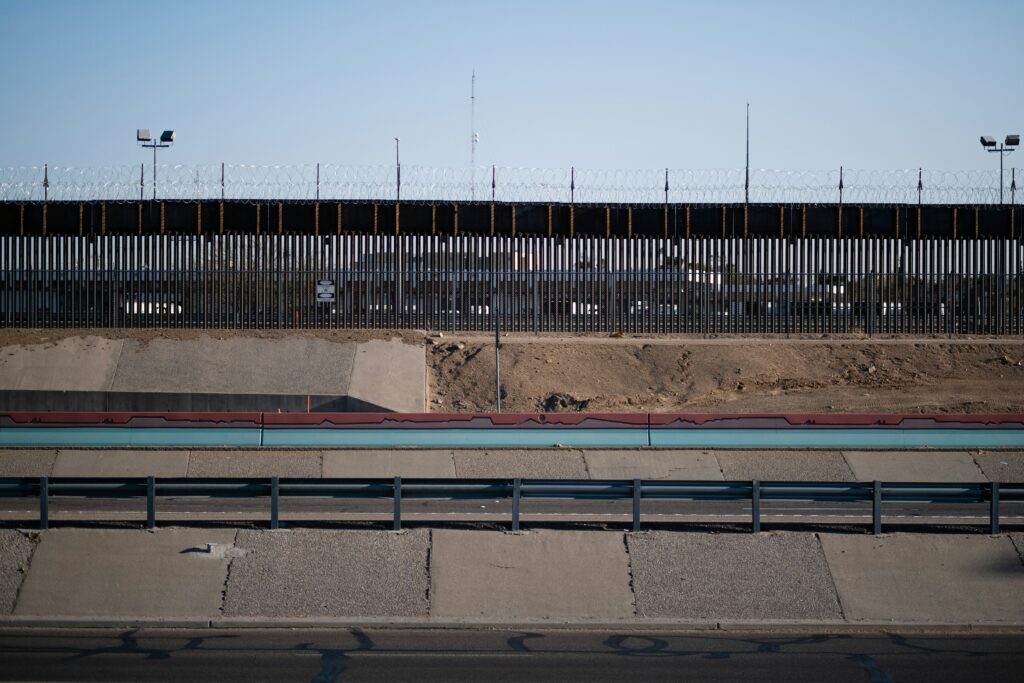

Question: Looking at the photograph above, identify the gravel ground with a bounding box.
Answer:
[187,450,323,478]
[715,450,855,481]
[0,450,56,477]
[970,451,1024,483]
[627,531,843,620]
[452,449,589,479]
[223,529,430,617]
[0,531,35,614]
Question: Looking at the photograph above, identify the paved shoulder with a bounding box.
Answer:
[13,529,237,618]
[223,529,430,618]
[819,533,1024,623]
[430,530,634,620]
[628,531,842,620]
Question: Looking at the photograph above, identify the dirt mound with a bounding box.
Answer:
[428,337,1024,414]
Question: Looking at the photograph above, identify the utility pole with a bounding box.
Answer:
[471,70,478,201]
[394,137,401,203]
[744,103,750,205]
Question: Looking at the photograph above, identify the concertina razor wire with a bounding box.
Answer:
[0,164,1019,206]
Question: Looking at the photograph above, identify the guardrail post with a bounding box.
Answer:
[512,478,521,532]
[632,479,641,532]
[146,476,155,529]
[270,477,280,530]
[393,476,402,531]
[990,482,1000,535]
[39,476,48,530]
[751,480,761,533]
[872,480,882,536]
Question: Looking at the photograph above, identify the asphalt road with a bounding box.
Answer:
[1,495,1020,529]
[0,628,1022,682]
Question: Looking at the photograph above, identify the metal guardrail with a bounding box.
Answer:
[1,477,1019,535]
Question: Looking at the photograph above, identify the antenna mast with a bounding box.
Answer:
[745,102,750,204]
[471,70,477,201]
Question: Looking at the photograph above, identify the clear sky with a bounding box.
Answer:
[1,0,1021,172]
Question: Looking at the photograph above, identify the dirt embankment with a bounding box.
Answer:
[428,337,1024,414]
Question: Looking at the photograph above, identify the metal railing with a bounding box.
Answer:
[3,476,1019,535]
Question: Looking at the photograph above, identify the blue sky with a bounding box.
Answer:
[1,0,1021,171]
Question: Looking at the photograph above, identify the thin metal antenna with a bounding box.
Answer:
[471,70,477,201]
[745,102,750,204]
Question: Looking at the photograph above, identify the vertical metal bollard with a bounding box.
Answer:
[751,480,761,533]
[872,480,882,536]
[146,476,155,529]
[39,476,48,530]
[512,478,521,532]
[393,476,402,531]
[632,479,641,532]
[990,482,1000,536]
[271,477,280,530]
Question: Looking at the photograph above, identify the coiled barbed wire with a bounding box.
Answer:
[0,164,1017,205]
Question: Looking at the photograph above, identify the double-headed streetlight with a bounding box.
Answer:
[137,129,175,200]
[980,134,1019,204]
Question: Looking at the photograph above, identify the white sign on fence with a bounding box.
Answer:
[316,278,335,303]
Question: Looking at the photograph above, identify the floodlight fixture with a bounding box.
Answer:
[979,133,1017,204]
[136,126,176,201]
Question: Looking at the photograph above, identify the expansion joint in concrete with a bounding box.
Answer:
[623,533,638,618]
[218,529,241,616]
[816,532,848,621]
[424,529,433,611]
[9,531,40,615]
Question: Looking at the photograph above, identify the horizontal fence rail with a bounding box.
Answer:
[2,476,1019,535]
[2,164,1021,205]
[2,235,1023,334]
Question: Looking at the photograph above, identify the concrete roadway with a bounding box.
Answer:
[0,628,1022,682]
[1,496,1020,529]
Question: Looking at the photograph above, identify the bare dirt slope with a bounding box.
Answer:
[428,336,1024,414]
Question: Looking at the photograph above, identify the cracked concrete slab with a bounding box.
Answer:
[430,530,634,620]
[323,450,456,478]
[583,450,723,480]
[52,450,189,477]
[627,531,842,620]
[0,450,56,477]
[13,529,237,618]
[223,530,430,617]
[842,451,987,482]
[819,533,1024,623]
[971,451,1024,483]
[0,531,35,615]
[187,450,323,478]
[453,450,589,479]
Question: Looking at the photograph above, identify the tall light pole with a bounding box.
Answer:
[137,129,175,200]
[744,102,750,204]
[980,134,1019,204]
[394,137,401,203]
